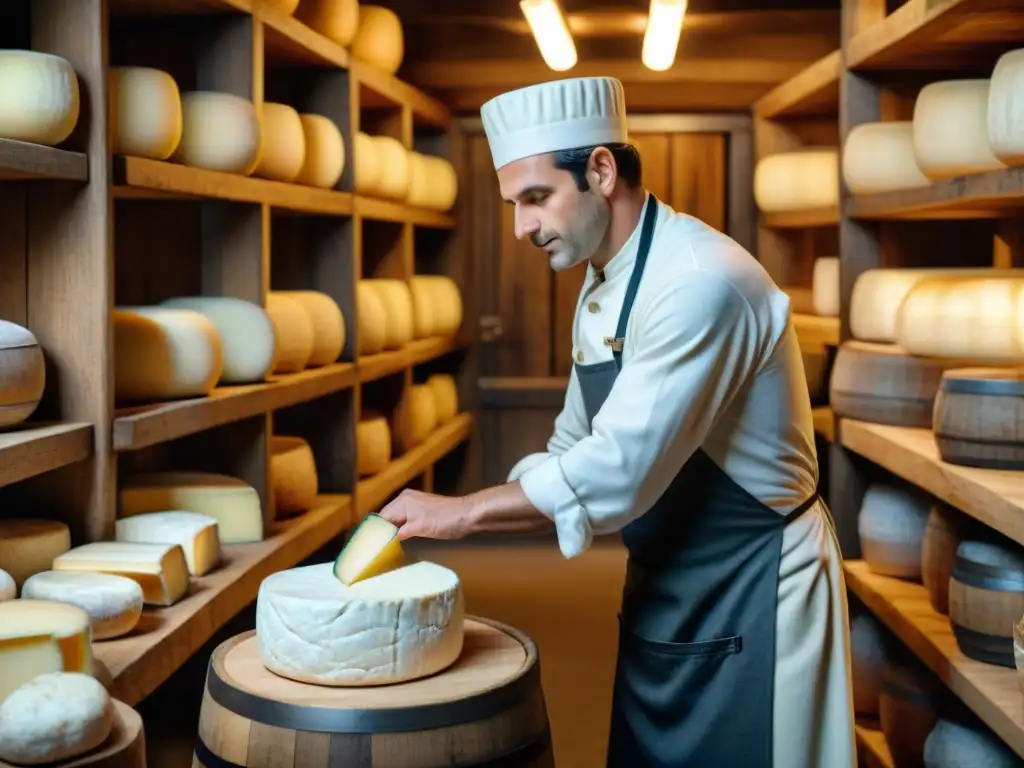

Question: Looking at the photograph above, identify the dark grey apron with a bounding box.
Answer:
[576,195,821,767]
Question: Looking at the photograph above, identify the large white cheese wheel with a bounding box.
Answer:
[294,113,345,189]
[53,542,191,608]
[371,135,410,200]
[988,48,1024,166]
[394,383,439,451]
[114,307,223,401]
[0,50,79,146]
[0,671,112,765]
[811,257,839,317]
[265,293,315,373]
[333,514,405,586]
[426,374,458,423]
[842,121,930,195]
[21,571,144,641]
[110,66,182,160]
[850,607,888,716]
[270,435,319,517]
[849,268,1024,343]
[356,414,392,476]
[115,510,221,577]
[0,599,94,702]
[896,276,1024,363]
[255,561,464,685]
[406,151,459,211]
[357,281,388,354]
[277,290,345,366]
[364,279,414,349]
[120,471,264,544]
[925,715,1021,767]
[350,6,405,75]
[354,131,381,196]
[172,91,261,175]
[295,0,359,46]
[160,296,275,383]
[0,570,12,602]
[913,79,1006,180]
[0,519,71,589]
[253,102,305,183]
[753,149,839,213]
[0,320,45,427]
[858,482,931,580]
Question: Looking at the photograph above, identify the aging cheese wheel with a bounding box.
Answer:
[271,435,319,517]
[924,715,1021,767]
[255,561,463,686]
[354,131,381,196]
[364,279,414,349]
[371,135,410,200]
[811,257,839,317]
[842,121,930,195]
[172,91,261,175]
[427,374,458,423]
[21,571,144,641]
[294,113,345,189]
[933,367,1024,470]
[265,293,315,373]
[356,281,388,355]
[879,658,940,768]
[53,542,191,608]
[913,79,1006,180]
[0,320,45,427]
[350,6,405,76]
[116,510,221,577]
[409,277,437,338]
[295,0,359,46]
[410,275,463,337]
[356,414,392,476]
[858,481,931,580]
[922,503,979,616]
[896,276,1024,363]
[830,341,958,428]
[0,50,79,146]
[849,606,888,716]
[406,151,459,211]
[0,569,12,602]
[394,383,439,452]
[277,290,345,366]
[160,296,275,383]
[110,66,182,160]
[753,149,839,213]
[253,102,305,182]
[0,518,71,589]
[114,307,223,401]
[988,48,1024,166]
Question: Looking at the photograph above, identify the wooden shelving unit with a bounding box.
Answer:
[855,720,894,768]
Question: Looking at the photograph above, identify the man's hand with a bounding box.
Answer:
[377,489,476,541]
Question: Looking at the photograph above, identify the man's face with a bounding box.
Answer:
[497,153,610,271]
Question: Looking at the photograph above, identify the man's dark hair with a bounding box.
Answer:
[552,143,643,192]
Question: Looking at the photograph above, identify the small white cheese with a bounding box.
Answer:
[21,571,144,641]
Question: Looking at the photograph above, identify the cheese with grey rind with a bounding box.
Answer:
[0,570,12,602]
[858,482,931,580]
[0,320,45,427]
[20,571,143,641]
[256,561,464,686]
[0,50,79,146]
[115,510,221,576]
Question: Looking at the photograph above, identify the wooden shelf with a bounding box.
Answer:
[762,205,839,229]
[847,167,1024,221]
[352,60,450,127]
[812,407,834,444]
[846,0,1024,72]
[359,336,461,384]
[754,50,841,119]
[0,422,93,488]
[258,2,348,69]
[95,494,352,706]
[356,196,455,229]
[793,313,839,355]
[357,413,474,517]
[839,419,1024,548]
[0,138,88,182]
[856,720,894,768]
[845,560,1024,758]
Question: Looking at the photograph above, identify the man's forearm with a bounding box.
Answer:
[465,481,555,535]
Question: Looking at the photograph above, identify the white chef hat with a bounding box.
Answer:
[480,77,629,170]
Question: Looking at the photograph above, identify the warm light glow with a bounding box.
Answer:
[520,0,577,72]
[642,0,686,72]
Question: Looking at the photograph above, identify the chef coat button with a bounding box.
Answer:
[588,302,600,313]
[576,350,584,362]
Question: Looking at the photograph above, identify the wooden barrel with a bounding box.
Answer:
[924,715,1021,767]
[858,482,931,580]
[194,617,553,768]
[849,606,889,716]
[933,367,1024,469]
[879,657,940,767]
[1014,615,1024,697]
[830,341,961,428]
[949,538,1024,668]
[921,503,979,616]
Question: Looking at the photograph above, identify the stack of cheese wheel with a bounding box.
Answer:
[849,603,889,717]
[989,48,1024,166]
[949,535,1024,668]
[354,131,381,195]
[274,290,346,366]
[265,292,315,374]
[0,519,71,591]
[811,257,839,317]
[294,113,345,189]
[924,714,1021,767]
[427,374,459,423]
[171,91,261,175]
[921,503,980,616]
[933,367,1024,469]
[753,148,838,213]
[393,383,438,452]
[295,0,359,46]
[858,481,931,580]
[409,275,464,339]
[253,102,305,182]
[370,135,410,200]
[913,79,1006,180]
[842,121,930,194]
[350,5,404,75]
[270,435,319,518]
[356,410,392,476]
[0,320,46,427]
[406,151,459,212]
[21,570,144,640]
[0,50,79,147]
[356,280,388,355]
[361,279,414,350]
[879,656,941,767]
[110,66,183,160]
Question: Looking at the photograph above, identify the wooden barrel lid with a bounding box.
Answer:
[206,617,539,733]
[953,539,1024,591]
[940,367,1024,396]
[35,700,146,768]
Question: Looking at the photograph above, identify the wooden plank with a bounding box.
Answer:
[0,139,88,181]
[848,167,1024,220]
[845,560,1024,758]
[355,196,455,229]
[95,494,353,706]
[358,337,461,384]
[812,406,834,444]
[0,422,93,488]
[754,50,841,119]
[793,313,839,355]
[763,205,839,229]
[256,2,348,68]
[840,419,1024,548]
[855,720,894,768]
[351,60,449,127]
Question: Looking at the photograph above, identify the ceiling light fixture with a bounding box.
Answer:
[642,0,687,72]
[520,0,578,72]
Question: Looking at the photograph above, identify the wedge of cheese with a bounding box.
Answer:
[333,513,405,585]
[52,542,190,607]
[115,510,221,576]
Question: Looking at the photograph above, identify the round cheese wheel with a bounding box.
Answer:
[849,606,888,716]
[265,0,301,14]
[408,277,437,338]
[265,293,315,374]
[988,48,1024,166]
[270,435,319,517]
[253,102,305,182]
[0,519,71,589]
[394,383,438,451]
[294,113,345,189]
[295,0,359,46]
[21,571,144,641]
[372,135,410,200]
[950,538,1024,668]
[114,307,223,401]
[913,79,1006,180]
[924,715,1020,767]
[842,121,930,195]
[350,6,405,75]
[110,66,182,160]
[365,279,414,349]
[160,296,275,383]
[0,672,113,766]
[406,151,458,211]
[426,374,458,423]
[354,131,381,196]
[0,568,13,601]
[753,149,839,213]
[356,281,388,355]
[356,414,392,476]
[811,257,839,317]
[0,320,45,427]
[0,50,79,146]
[410,275,463,337]
[277,290,345,366]
[172,91,261,175]
[858,481,931,580]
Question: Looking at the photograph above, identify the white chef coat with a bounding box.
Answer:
[508,195,857,768]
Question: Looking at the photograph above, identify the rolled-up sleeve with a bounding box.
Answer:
[519,270,760,558]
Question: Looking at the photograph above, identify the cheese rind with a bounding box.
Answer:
[20,571,144,641]
[110,66,182,160]
[350,6,405,76]
[295,0,360,46]
[356,415,392,477]
[115,510,221,576]
[356,281,387,355]
[913,79,1006,180]
[753,148,839,212]
[364,279,413,349]
[275,290,345,367]
[270,436,319,517]
[0,570,12,602]
[0,519,71,589]
[0,320,46,427]
[254,101,305,183]
[294,113,345,189]
[394,383,439,451]
[426,374,459,423]
[257,561,464,686]
[842,122,930,195]
[0,50,80,147]
[172,91,261,175]
[811,257,840,318]
[334,514,405,585]
[266,293,315,374]
[988,49,1024,166]
[52,542,190,607]
[370,135,409,200]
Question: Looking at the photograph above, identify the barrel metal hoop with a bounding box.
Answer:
[879,679,935,709]
[940,377,1024,397]
[950,622,1016,669]
[951,560,1024,592]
